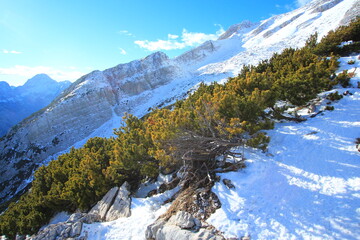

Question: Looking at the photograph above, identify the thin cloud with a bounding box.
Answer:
[168,34,179,39]
[295,0,312,7]
[118,30,135,37]
[0,65,85,82]
[135,25,224,51]
[2,49,22,54]
[119,48,127,55]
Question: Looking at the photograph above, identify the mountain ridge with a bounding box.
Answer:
[0,74,71,137]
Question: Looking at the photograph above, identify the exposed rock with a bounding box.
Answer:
[70,221,83,236]
[15,235,26,240]
[145,219,167,239]
[105,182,131,221]
[170,211,196,229]
[218,21,258,40]
[30,213,99,240]
[147,189,158,198]
[223,179,235,189]
[145,212,224,240]
[311,0,342,13]
[158,177,180,194]
[88,186,119,220]
[156,224,193,240]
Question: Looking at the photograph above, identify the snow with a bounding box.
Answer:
[80,186,179,240]
[40,212,70,231]
[207,56,360,239]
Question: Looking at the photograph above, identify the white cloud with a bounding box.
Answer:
[2,49,22,54]
[134,25,225,51]
[168,34,179,39]
[118,30,134,37]
[295,0,312,7]
[119,48,127,55]
[0,65,85,83]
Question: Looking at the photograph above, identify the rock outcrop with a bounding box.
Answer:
[30,182,131,239]
[105,182,131,221]
[89,182,131,221]
[30,213,100,240]
[145,211,224,240]
[88,186,119,220]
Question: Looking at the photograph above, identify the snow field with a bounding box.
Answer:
[207,57,360,239]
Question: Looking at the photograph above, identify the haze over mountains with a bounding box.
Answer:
[0,74,70,137]
[0,0,358,207]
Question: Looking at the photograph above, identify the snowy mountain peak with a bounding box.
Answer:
[144,51,169,62]
[218,20,258,40]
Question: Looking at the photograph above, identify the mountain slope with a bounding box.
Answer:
[208,56,360,239]
[0,0,358,205]
[69,55,360,240]
[0,74,70,137]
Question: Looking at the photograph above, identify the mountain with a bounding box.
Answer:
[0,0,358,205]
[0,74,71,137]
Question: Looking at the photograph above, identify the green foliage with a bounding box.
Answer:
[325,106,335,111]
[326,91,343,101]
[335,70,351,87]
[246,132,270,151]
[314,17,360,56]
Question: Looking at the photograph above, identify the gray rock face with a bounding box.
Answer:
[89,186,119,220]
[171,211,196,229]
[89,182,131,222]
[105,181,131,221]
[340,0,360,25]
[31,183,131,239]
[30,213,99,240]
[145,211,224,240]
[218,21,258,40]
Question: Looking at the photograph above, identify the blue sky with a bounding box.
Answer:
[0,0,311,86]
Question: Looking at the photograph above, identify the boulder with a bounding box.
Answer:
[223,179,235,189]
[170,211,196,229]
[88,186,119,220]
[145,219,167,239]
[105,181,131,221]
[31,213,100,240]
[145,211,224,240]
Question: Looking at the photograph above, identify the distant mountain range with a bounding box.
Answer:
[0,0,358,205]
[0,74,71,137]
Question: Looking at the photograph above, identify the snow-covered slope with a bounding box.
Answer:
[64,55,360,240]
[0,0,358,204]
[208,55,360,239]
[0,74,70,137]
